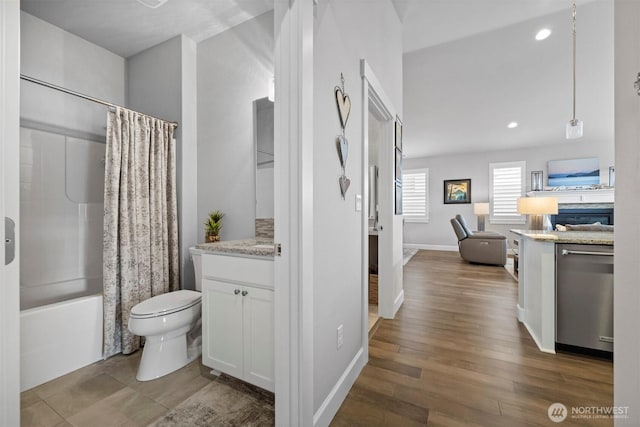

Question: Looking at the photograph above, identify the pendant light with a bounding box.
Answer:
[566,0,583,139]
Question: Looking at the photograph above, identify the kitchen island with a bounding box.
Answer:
[510,230,613,353]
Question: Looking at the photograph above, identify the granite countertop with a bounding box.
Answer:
[510,229,614,245]
[195,239,275,258]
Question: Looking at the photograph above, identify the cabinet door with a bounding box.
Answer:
[242,286,275,392]
[202,279,244,378]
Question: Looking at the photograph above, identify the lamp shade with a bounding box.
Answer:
[517,197,558,215]
[473,202,490,216]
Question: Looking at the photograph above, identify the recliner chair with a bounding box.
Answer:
[450,214,507,266]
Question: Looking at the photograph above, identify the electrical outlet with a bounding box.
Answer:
[355,194,362,212]
[337,324,344,349]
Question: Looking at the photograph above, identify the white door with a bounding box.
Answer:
[242,286,274,392]
[1,1,21,424]
[201,279,243,378]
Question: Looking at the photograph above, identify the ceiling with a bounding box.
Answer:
[399,0,614,159]
[21,0,613,159]
[20,0,274,58]
[393,0,598,53]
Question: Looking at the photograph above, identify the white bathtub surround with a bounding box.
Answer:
[19,128,105,310]
[20,294,103,391]
[103,107,179,358]
[19,127,106,391]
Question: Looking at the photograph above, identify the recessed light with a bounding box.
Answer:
[535,28,552,41]
[507,122,519,129]
[136,0,169,8]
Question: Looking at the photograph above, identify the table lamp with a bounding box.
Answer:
[473,202,490,231]
[517,197,558,231]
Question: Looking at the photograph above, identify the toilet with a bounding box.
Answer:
[128,247,204,381]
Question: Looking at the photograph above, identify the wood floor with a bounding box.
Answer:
[331,250,613,426]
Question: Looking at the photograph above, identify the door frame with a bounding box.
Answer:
[0,0,21,424]
[360,60,398,331]
[273,0,314,425]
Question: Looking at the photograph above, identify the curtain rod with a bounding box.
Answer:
[20,74,179,128]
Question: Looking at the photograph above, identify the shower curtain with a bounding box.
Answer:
[103,107,179,358]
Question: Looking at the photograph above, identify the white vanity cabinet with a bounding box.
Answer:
[201,253,274,392]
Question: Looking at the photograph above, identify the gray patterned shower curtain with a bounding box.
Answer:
[103,107,179,358]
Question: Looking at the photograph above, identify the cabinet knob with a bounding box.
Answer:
[234,289,240,295]
[242,290,248,296]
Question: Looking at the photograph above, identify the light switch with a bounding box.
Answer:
[355,194,362,212]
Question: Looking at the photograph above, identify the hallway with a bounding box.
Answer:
[332,250,613,426]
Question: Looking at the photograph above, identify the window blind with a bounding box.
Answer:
[489,161,525,224]
[402,169,429,222]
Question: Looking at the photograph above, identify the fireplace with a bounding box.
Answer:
[551,208,614,229]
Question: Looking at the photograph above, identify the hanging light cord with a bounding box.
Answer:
[571,0,577,124]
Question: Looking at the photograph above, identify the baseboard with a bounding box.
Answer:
[313,348,365,427]
[522,319,556,354]
[392,290,404,317]
[516,304,525,322]
[403,243,458,252]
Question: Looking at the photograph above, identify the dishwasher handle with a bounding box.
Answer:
[561,249,613,257]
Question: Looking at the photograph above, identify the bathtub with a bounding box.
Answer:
[20,278,103,391]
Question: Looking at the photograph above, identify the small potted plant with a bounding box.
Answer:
[205,210,224,242]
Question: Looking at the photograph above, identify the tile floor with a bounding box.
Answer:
[20,350,271,427]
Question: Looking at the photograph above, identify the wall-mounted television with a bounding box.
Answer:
[547,157,600,187]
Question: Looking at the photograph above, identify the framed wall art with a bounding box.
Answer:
[547,157,600,187]
[444,179,471,204]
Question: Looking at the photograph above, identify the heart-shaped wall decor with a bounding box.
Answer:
[336,135,349,169]
[335,87,351,129]
[339,175,351,199]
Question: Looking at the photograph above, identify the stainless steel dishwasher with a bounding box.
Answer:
[556,244,614,353]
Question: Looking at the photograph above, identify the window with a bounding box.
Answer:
[402,168,429,222]
[489,161,526,224]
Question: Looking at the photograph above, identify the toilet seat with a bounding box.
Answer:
[130,290,201,319]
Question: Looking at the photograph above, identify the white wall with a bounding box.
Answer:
[312,0,402,419]
[197,11,274,241]
[127,35,199,291]
[613,1,640,424]
[180,36,199,291]
[20,12,126,136]
[127,36,182,123]
[19,12,123,300]
[403,140,614,248]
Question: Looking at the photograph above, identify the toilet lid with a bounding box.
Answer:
[130,290,201,319]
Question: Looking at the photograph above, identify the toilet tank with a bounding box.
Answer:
[189,247,204,291]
